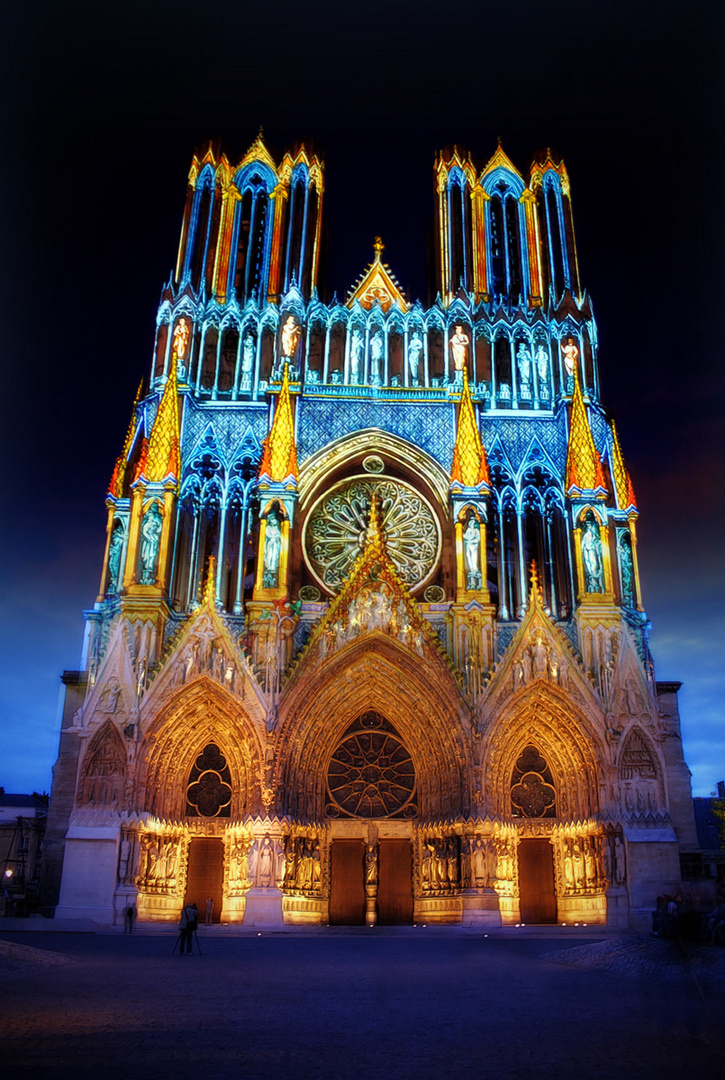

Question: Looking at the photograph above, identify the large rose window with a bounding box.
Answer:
[303,476,440,594]
[326,712,417,818]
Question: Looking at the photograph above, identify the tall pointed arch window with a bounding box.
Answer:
[488,181,524,303]
[285,166,317,295]
[188,175,214,293]
[232,170,272,302]
[447,170,471,293]
[545,182,566,298]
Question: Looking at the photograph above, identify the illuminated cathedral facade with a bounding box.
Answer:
[45,134,698,929]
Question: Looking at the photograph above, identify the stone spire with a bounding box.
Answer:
[610,420,637,512]
[451,368,490,490]
[108,380,143,498]
[144,363,181,486]
[565,368,607,497]
[258,362,299,485]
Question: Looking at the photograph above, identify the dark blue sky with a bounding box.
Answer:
[1,0,723,796]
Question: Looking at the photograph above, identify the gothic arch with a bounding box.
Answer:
[278,635,470,821]
[78,721,126,808]
[139,678,264,820]
[483,684,604,823]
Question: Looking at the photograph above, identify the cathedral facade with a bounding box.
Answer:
[44,134,698,929]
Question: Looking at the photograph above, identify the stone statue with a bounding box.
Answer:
[263,510,282,588]
[581,520,603,593]
[471,836,486,886]
[614,836,625,884]
[446,837,458,886]
[172,318,190,361]
[561,337,579,378]
[619,535,634,605]
[108,523,124,592]
[516,343,532,384]
[99,680,122,714]
[118,837,131,882]
[281,316,302,360]
[349,329,363,383]
[369,331,383,385]
[463,515,481,589]
[139,502,163,584]
[365,844,378,885]
[241,334,255,391]
[531,632,548,679]
[449,325,469,379]
[536,344,549,385]
[258,834,274,886]
[408,332,423,383]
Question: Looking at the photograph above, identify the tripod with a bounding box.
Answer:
[172,927,202,956]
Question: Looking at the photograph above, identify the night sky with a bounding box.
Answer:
[2,1,723,796]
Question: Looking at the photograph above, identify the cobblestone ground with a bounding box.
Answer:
[1,928,723,1080]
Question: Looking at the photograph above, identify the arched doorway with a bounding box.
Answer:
[326,711,416,925]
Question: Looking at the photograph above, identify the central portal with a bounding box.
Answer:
[328,839,413,925]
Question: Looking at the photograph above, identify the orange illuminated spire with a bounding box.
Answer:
[145,362,181,485]
[565,368,607,497]
[451,368,490,490]
[610,420,638,512]
[258,362,299,484]
[108,380,143,498]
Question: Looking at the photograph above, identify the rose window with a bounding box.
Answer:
[326,712,416,818]
[186,743,232,818]
[510,745,556,819]
[303,476,440,594]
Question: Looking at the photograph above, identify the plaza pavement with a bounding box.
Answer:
[1,925,723,1079]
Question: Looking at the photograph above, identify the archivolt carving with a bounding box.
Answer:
[78,721,126,808]
[483,684,604,822]
[278,636,469,821]
[139,679,264,820]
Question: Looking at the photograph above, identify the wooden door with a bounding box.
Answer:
[329,841,365,925]
[517,838,557,923]
[377,840,413,925]
[185,838,224,922]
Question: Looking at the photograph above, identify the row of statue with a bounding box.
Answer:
[171,314,583,392]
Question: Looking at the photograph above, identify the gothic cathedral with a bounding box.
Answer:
[44,134,698,930]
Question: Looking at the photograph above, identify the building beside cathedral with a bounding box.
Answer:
[44,133,698,929]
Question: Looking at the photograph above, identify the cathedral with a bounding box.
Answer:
[44,133,698,930]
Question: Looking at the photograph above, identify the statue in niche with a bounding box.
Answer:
[281,316,302,360]
[531,632,549,679]
[536,344,549,387]
[449,325,469,380]
[248,840,259,884]
[463,515,482,590]
[263,510,282,588]
[172,319,190,362]
[274,838,286,888]
[564,845,574,890]
[349,329,363,383]
[581,519,604,593]
[561,337,579,381]
[139,502,163,584]
[613,837,625,884]
[283,837,297,889]
[108,523,124,592]
[516,343,532,384]
[365,845,378,886]
[241,335,255,392]
[446,837,458,886]
[584,840,596,887]
[420,842,432,887]
[369,331,384,385]
[258,834,274,886]
[619,536,635,605]
[118,837,131,882]
[624,678,642,716]
[98,680,122,714]
[408,332,423,384]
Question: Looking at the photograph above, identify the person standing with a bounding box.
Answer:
[204,896,214,926]
[179,902,198,955]
[124,902,136,933]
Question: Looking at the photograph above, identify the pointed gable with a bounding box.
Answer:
[238,128,277,174]
[258,362,298,485]
[480,141,525,187]
[451,369,490,490]
[346,237,408,313]
[289,498,456,684]
[565,369,607,497]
